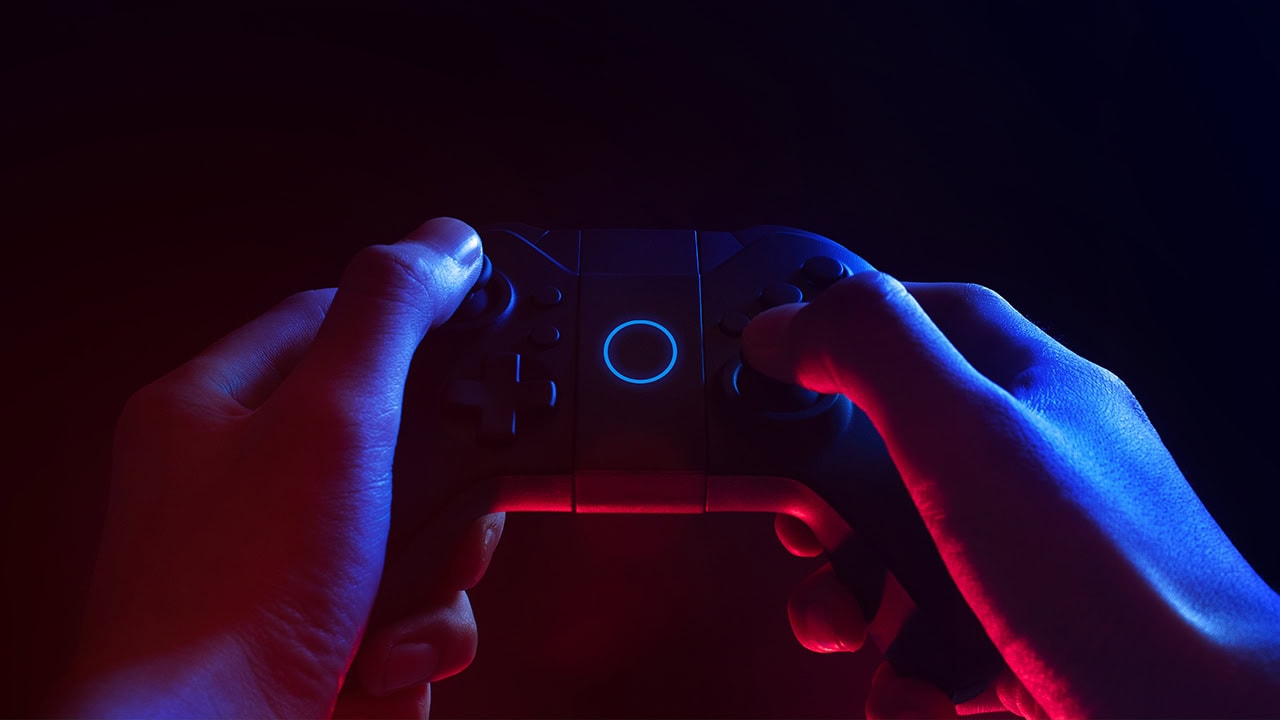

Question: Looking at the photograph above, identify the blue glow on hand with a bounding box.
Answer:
[603,320,678,385]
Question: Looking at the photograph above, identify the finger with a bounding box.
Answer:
[866,661,958,719]
[333,681,431,719]
[174,288,336,410]
[950,667,1046,717]
[355,515,504,706]
[743,272,1076,711]
[742,270,997,404]
[357,590,479,698]
[786,562,867,653]
[774,513,824,557]
[286,216,483,406]
[992,669,1050,719]
[439,513,506,595]
[900,281,1068,394]
[740,271,1027,487]
[372,512,507,629]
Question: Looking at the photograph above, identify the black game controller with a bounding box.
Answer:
[379,224,1005,703]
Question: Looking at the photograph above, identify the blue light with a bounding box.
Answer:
[603,319,678,385]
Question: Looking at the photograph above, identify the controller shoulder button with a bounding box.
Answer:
[802,256,847,286]
[760,282,804,309]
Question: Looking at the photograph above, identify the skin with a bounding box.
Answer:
[743,271,1280,718]
[57,218,1280,717]
[58,217,504,718]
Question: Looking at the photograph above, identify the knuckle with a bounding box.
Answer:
[342,245,441,318]
[803,270,909,338]
[954,282,1005,309]
[1073,360,1151,419]
[347,245,425,292]
[272,288,338,338]
[828,269,904,306]
[281,287,337,320]
[788,271,911,392]
[1089,363,1137,401]
[937,282,1009,323]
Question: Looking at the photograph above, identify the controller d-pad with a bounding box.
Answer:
[444,352,556,445]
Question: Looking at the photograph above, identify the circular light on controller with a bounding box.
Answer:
[603,319,678,385]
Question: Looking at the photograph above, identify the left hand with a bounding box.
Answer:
[58,217,503,718]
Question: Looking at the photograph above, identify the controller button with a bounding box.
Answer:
[529,324,561,349]
[603,320,678,385]
[719,311,751,337]
[760,283,804,309]
[532,285,562,307]
[802,256,846,285]
[444,352,557,446]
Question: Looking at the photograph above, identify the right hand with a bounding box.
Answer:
[741,271,1280,718]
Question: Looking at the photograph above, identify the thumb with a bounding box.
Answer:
[288,216,483,401]
[741,270,1008,445]
[740,269,1037,537]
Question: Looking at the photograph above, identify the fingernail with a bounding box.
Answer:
[404,217,483,267]
[792,596,843,654]
[381,642,439,694]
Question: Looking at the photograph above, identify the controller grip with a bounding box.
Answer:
[827,534,1006,704]
[706,473,1005,703]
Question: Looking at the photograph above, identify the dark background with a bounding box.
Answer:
[2,2,1278,717]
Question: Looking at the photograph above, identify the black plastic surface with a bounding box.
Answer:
[389,224,1006,702]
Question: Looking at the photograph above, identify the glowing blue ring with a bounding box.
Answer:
[603,319,678,385]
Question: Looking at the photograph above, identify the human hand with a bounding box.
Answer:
[742,271,1280,717]
[59,217,504,718]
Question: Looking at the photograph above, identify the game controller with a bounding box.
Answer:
[379,224,1005,703]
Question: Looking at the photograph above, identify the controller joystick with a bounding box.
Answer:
[382,224,1005,703]
[726,358,822,414]
[471,253,495,292]
[454,254,495,319]
[448,253,515,328]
